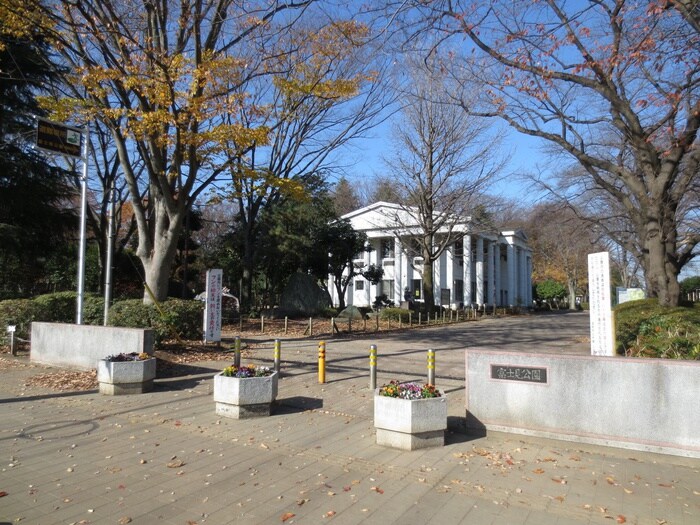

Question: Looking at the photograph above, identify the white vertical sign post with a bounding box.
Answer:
[587,252,615,356]
[204,269,223,342]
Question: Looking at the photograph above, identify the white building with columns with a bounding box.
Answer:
[329,202,533,309]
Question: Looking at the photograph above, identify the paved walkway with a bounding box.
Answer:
[1,312,698,524]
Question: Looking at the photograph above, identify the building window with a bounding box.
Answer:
[381,239,395,259]
[412,279,422,299]
[454,279,464,304]
[380,279,394,297]
[355,280,365,291]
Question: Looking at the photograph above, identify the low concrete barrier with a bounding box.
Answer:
[31,322,154,370]
[465,348,700,458]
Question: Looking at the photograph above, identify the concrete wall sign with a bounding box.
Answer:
[490,364,548,384]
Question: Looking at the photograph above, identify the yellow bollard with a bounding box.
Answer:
[274,339,281,373]
[234,335,241,368]
[427,348,436,385]
[318,341,326,383]
[369,344,377,390]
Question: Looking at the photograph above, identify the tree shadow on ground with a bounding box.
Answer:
[275,396,324,414]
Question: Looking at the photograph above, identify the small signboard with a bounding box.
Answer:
[440,288,451,305]
[490,364,548,384]
[203,269,223,342]
[36,119,83,158]
[588,252,614,356]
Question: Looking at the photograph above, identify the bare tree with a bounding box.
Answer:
[384,55,503,309]
[396,0,700,306]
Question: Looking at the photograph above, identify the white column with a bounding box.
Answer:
[486,240,494,306]
[476,236,484,305]
[519,249,528,306]
[446,244,454,308]
[395,237,404,304]
[494,242,502,306]
[507,243,516,306]
[364,243,371,306]
[463,235,472,306]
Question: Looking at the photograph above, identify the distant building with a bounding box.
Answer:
[329,202,533,309]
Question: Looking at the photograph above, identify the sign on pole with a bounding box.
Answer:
[588,252,615,356]
[204,269,223,342]
[36,119,83,158]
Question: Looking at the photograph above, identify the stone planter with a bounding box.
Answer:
[213,371,278,419]
[374,390,447,450]
[97,358,156,395]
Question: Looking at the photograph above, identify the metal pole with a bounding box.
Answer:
[76,125,90,324]
[234,336,241,368]
[318,341,326,383]
[261,314,264,334]
[284,316,288,334]
[103,181,115,326]
[274,339,281,373]
[427,348,435,385]
[369,344,377,390]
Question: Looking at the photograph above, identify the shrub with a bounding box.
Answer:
[33,291,78,323]
[614,299,700,359]
[380,307,411,323]
[159,299,203,340]
[107,298,203,343]
[83,295,106,326]
[0,299,39,340]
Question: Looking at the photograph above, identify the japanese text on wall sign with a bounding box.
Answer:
[490,365,548,384]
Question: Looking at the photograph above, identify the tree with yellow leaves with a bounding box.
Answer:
[2,0,318,303]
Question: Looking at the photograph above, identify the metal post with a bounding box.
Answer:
[427,348,435,385]
[309,317,313,337]
[284,316,288,334]
[76,125,90,324]
[261,314,264,333]
[369,344,377,390]
[274,338,281,373]
[234,336,241,368]
[418,312,422,325]
[409,312,412,326]
[331,317,335,336]
[318,341,326,383]
[103,181,115,326]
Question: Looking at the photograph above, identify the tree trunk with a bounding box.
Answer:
[640,209,681,307]
[422,258,435,311]
[567,279,577,311]
[138,204,183,304]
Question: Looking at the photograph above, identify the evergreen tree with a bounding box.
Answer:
[0,33,75,298]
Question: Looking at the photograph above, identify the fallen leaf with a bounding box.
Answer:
[623,488,634,494]
[658,483,674,488]
[533,468,545,474]
[296,499,309,506]
[281,512,295,522]
[371,486,384,494]
[167,459,185,468]
[327,491,335,496]
[0,491,7,498]
[554,495,565,503]
[693,490,700,495]
[656,520,667,524]
[324,510,336,518]
[616,515,627,523]
[118,517,132,525]
[343,486,351,492]
[606,477,616,485]
[551,478,567,484]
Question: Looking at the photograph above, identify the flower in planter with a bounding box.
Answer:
[378,380,442,400]
[221,364,273,378]
[105,352,151,362]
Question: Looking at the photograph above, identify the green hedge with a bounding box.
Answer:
[107,298,203,342]
[0,299,39,340]
[0,293,203,344]
[614,299,700,359]
[380,307,412,323]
